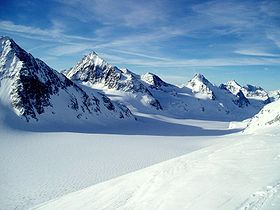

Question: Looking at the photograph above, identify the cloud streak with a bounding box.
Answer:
[234,49,280,57]
[0,20,99,43]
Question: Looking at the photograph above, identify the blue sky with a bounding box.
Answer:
[1,0,280,90]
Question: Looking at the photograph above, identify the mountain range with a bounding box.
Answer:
[0,36,278,127]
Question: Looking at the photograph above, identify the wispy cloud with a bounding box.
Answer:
[267,29,280,48]
[234,49,280,57]
[0,20,98,43]
[54,0,167,27]
[1,0,280,71]
[97,52,280,68]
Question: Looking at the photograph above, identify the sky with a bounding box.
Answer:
[0,0,280,90]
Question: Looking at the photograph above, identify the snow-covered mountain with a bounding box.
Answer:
[141,72,173,90]
[220,80,270,103]
[186,73,216,100]
[0,36,274,124]
[220,80,242,95]
[245,99,280,133]
[63,52,162,110]
[0,36,133,124]
[64,53,269,120]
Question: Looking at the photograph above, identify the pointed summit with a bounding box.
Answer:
[0,35,45,80]
[226,80,241,88]
[193,73,207,81]
[186,73,216,100]
[141,72,170,89]
[1,36,13,45]
[220,80,242,95]
[64,51,112,82]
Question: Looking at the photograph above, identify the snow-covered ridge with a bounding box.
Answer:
[64,52,272,121]
[0,36,134,124]
[186,73,216,100]
[220,79,270,102]
[0,36,276,124]
[245,99,280,133]
[220,80,242,95]
[141,72,172,89]
[64,52,163,110]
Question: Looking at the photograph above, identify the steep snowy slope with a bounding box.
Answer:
[245,99,280,133]
[33,127,280,210]
[64,52,162,110]
[0,36,133,125]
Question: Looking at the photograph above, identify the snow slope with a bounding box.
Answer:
[245,99,280,133]
[33,128,280,210]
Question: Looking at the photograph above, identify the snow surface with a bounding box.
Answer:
[0,110,234,210]
[32,128,280,210]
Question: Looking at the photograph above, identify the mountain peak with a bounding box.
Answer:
[1,35,12,42]
[0,36,34,78]
[193,73,206,81]
[226,80,241,87]
[82,51,108,66]
[220,80,242,95]
[186,73,216,100]
[84,51,99,59]
[1,36,19,52]
[141,72,169,88]
[190,73,212,85]
[64,51,112,82]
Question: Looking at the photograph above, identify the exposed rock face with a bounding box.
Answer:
[234,90,250,108]
[0,36,134,122]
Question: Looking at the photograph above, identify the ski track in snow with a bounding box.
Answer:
[239,182,280,210]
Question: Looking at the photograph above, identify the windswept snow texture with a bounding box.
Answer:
[33,128,280,210]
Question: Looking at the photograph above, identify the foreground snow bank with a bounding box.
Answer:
[245,100,280,134]
[33,129,280,210]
